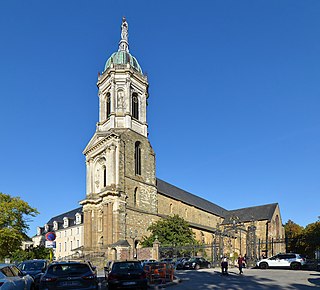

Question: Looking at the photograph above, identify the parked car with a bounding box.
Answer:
[256,253,306,270]
[104,260,114,279]
[18,259,48,289]
[140,259,157,266]
[174,257,190,270]
[0,263,34,289]
[183,257,211,270]
[106,260,148,290]
[39,261,98,289]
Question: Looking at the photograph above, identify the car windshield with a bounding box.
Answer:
[20,261,46,271]
[47,264,90,276]
[112,262,142,272]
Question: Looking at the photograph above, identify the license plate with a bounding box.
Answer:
[123,281,136,286]
[60,281,80,286]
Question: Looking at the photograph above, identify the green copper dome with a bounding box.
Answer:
[104,50,142,74]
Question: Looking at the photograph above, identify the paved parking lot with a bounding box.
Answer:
[169,268,320,289]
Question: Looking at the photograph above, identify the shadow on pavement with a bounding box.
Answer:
[174,269,320,290]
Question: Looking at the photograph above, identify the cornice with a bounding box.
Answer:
[97,66,148,87]
[83,132,120,156]
[79,197,102,206]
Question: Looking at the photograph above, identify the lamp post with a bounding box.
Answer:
[130,230,138,259]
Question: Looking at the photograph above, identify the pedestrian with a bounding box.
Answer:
[237,254,245,274]
[221,256,228,275]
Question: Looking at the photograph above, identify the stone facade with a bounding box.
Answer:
[35,18,286,261]
[79,18,286,260]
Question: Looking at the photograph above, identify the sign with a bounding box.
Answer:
[45,232,56,241]
[45,241,56,249]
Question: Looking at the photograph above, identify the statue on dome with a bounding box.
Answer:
[121,17,128,42]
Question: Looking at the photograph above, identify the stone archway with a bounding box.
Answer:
[110,248,117,260]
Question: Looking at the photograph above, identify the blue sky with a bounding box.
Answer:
[0,1,319,236]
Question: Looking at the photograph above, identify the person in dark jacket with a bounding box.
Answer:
[221,257,228,275]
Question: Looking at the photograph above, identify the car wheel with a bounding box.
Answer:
[207,263,211,268]
[195,264,200,270]
[259,262,268,269]
[291,262,301,270]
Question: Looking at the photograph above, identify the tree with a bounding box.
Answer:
[0,192,38,259]
[11,245,50,262]
[284,219,304,253]
[284,220,304,239]
[302,221,320,257]
[141,215,197,248]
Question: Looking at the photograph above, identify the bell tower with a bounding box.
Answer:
[81,18,157,257]
[97,17,148,137]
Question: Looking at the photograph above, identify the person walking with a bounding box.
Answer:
[237,254,245,274]
[221,256,228,275]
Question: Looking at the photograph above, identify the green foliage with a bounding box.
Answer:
[284,220,304,239]
[0,192,39,259]
[10,246,50,262]
[302,221,320,257]
[141,215,197,247]
[284,219,320,258]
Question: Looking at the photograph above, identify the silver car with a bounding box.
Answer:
[257,253,306,270]
[0,263,34,289]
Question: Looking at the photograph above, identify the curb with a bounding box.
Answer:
[148,277,181,289]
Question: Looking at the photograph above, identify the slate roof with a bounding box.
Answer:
[112,240,131,247]
[46,207,83,225]
[222,203,278,224]
[156,178,228,218]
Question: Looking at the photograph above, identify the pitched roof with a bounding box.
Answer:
[222,203,278,224]
[156,178,227,218]
[46,207,83,225]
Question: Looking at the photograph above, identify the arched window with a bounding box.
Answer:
[134,141,141,175]
[106,93,111,119]
[103,166,107,187]
[133,188,138,207]
[132,93,139,120]
[275,215,280,239]
[170,203,173,214]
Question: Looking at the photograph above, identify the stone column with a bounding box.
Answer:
[109,145,116,186]
[84,208,92,249]
[103,204,108,249]
[107,203,113,245]
[152,238,160,260]
[86,161,90,195]
[89,159,94,194]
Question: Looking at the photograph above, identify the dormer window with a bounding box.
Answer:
[44,224,49,232]
[132,93,139,120]
[53,221,58,231]
[63,217,69,228]
[37,227,42,236]
[75,213,82,225]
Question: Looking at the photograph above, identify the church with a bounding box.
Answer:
[35,18,285,263]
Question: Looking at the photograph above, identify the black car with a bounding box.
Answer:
[106,260,148,290]
[174,257,190,270]
[183,257,211,270]
[39,261,98,289]
[18,259,48,289]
